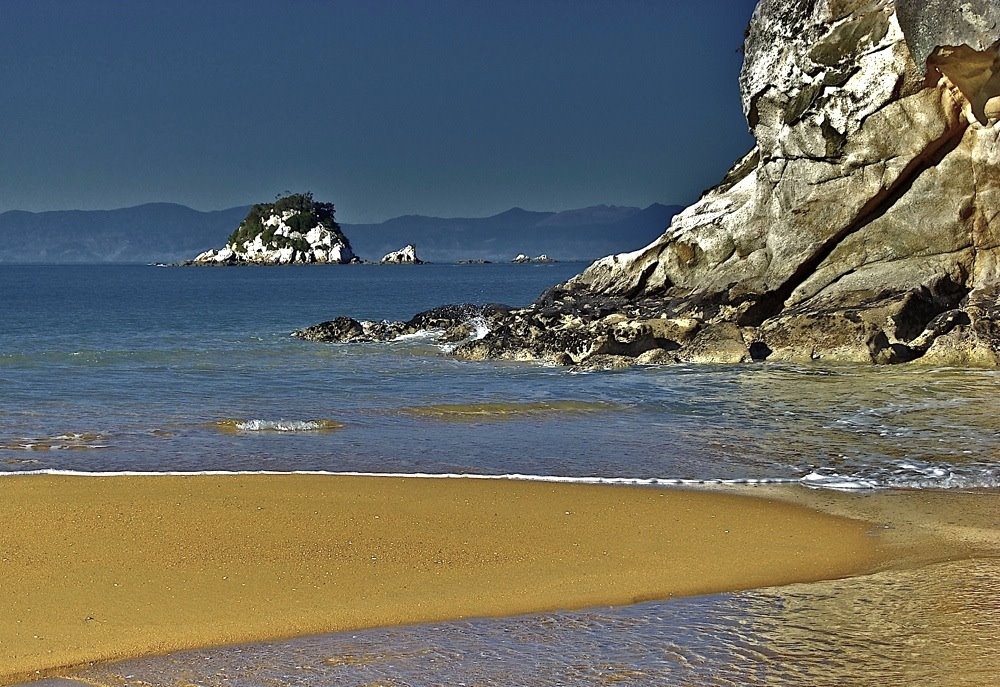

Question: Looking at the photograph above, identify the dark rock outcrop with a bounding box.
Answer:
[293,304,513,345]
[298,1,1000,368]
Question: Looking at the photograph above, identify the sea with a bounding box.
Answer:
[2,263,999,686]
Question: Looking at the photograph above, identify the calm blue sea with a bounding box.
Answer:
[2,263,999,489]
[4,263,1000,687]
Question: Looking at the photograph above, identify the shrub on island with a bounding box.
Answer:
[192,192,356,265]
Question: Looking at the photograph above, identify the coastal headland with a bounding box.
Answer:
[301,1,1000,368]
[0,473,922,684]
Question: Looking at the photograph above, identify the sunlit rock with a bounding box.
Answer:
[529,0,1000,367]
[380,244,423,264]
[190,193,355,266]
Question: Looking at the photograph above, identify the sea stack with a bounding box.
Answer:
[380,244,423,264]
[192,192,355,265]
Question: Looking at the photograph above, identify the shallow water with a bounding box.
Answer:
[37,556,998,687]
[3,265,1000,685]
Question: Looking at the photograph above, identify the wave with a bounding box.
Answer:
[801,462,1000,491]
[3,468,995,491]
[213,419,344,433]
[0,467,800,484]
[0,432,111,451]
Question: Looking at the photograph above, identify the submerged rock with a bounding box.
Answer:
[190,193,356,266]
[297,0,1000,368]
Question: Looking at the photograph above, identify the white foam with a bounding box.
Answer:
[468,316,490,341]
[216,419,341,432]
[392,329,441,342]
[800,471,880,491]
[2,468,994,491]
[0,468,802,488]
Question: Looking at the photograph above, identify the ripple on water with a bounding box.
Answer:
[0,432,111,452]
[400,400,619,421]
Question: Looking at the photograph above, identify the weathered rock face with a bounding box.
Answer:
[297,1,1000,368]
[192,193,356,266]
[380,244,422,264]
[533,0,1000,366]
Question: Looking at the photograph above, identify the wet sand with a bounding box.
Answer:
[745,485,1000,566]
[0,474,886,685]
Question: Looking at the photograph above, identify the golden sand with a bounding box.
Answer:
[0,474,886,684]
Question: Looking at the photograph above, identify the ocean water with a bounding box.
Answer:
[4,264,1000,489]
[3,264,1000,686]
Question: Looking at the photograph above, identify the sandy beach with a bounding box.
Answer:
[0,473,894,684]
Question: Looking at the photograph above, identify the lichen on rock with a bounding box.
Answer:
[191,192,356,265]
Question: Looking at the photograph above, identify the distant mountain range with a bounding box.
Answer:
[0,202,682,264]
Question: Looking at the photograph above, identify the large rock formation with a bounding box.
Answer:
[299,1,1000,367]
[191,193,355,265]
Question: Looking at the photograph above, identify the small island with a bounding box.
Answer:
[190,192,357,265]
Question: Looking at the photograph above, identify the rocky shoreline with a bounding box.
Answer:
[297,0,1000,368]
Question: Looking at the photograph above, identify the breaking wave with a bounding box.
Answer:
[214,419,345,433]
[2,466,996,492]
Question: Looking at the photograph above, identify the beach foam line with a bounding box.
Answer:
[0,468,808,487]
[3,468,977,491]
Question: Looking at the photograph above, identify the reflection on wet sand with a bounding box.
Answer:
[44,558,998,687]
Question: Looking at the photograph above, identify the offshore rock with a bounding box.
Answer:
[512,253,557,264]
[380,244,423,264]
[191,193,356,265]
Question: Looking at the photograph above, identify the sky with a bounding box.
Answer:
[1,0,758,223]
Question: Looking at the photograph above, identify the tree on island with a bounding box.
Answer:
[190,191,355,265]
[227,192,342,251]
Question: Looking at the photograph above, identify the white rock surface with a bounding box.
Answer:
[380,244,422,264]
[193,204,354,266]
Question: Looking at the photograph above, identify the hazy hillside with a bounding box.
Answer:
[344,203,683,263]
[0,204,249,264]
[0,202,682,264]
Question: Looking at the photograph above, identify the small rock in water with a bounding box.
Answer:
[380,244,423,264]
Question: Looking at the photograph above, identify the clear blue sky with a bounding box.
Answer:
[1,0,758,223]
